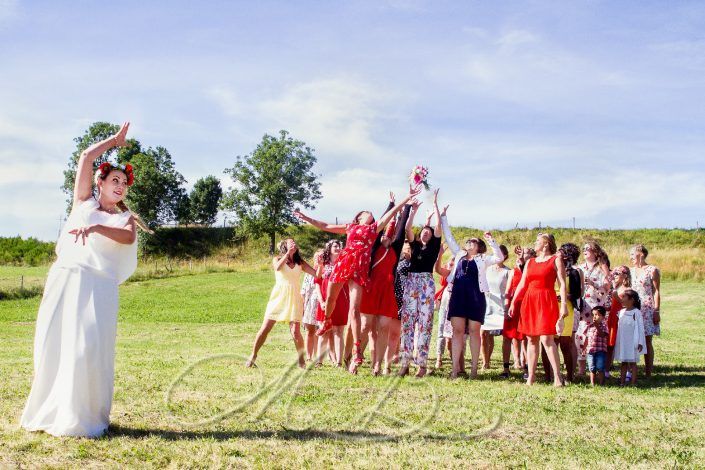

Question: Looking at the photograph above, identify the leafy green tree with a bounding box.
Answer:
[189,176,223,226]
[222,130,322,253]
[125,147,187,229]
[62,123,187,229]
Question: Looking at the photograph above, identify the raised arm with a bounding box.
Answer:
[300,259,317,277]
[432,189,442,237]
[377,186,421,233]
[294,210,347,234]
[483,232,504,265]
[555,255,568,333]
[434,244,451,277]
[405,201,419,242]
[391,204,412,255]
[439,208,461,255]
[73,122,130,206]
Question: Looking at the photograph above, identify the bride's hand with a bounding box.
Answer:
[112,122,130,148]
[69,225,97,245]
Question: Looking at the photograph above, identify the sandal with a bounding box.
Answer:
[353,341,364,366]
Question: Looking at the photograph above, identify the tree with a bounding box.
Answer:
[222,130,322,253]
[62,123,188,229]
[125,146,188,229]
[189,176,223,226]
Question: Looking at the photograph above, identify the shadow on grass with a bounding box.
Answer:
[107,425,406,442]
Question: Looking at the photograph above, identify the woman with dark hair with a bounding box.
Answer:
[438,196,505,379]
[294,186,420,373]
[629,244,661,378]
[246,239,317,369]
[499,246,534,379]
[359,196,413,375]
[315,239,349,366]
[576,241,612,377]
[22,122,144,437]
[398,192,443,378]
[509,233,568,386]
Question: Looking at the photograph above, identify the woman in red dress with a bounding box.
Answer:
[294,186,420,374]
[509,233,568,386]
[500,246,535,378]
[314,240,349,367]
[359,200,412,375]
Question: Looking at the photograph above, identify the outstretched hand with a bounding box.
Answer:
[113,122,130,147]
[441,204,449,216]
[514,245,522,257]
[484,231,493,240]
[389,191,395,204]
[293,209,307,222]
[433,188,440,205]
[69,225,96,245]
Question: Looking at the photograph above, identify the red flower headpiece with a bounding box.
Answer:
[98,162,134,186]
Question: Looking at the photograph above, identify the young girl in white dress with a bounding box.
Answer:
[21,122,144,437]
[614,289,646,386]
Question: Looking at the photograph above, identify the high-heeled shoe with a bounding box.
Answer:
[316,318,332,337]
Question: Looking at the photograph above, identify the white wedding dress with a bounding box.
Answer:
[20,198,137,437]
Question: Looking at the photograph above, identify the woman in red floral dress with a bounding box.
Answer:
[294,186,420,374]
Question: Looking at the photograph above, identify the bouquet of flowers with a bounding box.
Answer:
[409,165,430,190]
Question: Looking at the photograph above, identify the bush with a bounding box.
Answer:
[0,237,55,266]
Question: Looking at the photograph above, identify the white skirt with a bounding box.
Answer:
[20,264,119,438]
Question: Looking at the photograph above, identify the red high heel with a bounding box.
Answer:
[316,318,333,337]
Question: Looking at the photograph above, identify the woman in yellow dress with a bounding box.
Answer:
[246,239,317,368]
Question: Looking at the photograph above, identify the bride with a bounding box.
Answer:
[20,122,144,437]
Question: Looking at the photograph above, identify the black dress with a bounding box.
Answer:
[447,258,487,324]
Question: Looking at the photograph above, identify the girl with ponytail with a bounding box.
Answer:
[21,122,140,437]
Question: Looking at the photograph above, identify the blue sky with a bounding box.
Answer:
[1,0,705,241]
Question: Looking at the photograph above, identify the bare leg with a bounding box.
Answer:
[347,280,364,374]
[450,317,466,378]
[526,336,541,385]
[620,362,627,385]
[645,335,654,378]
[501,337,512,376]
[540,335,564,387]
[631,362,639,386]
[540,343,552,382]
[468,321,481,378]
[333,326,345,366]
[361,313,379,374]
[385,318,401,373]
[480,331,489,369]
[247,319,277,367]
[304,324,317,361]
[558,336,574,383]
[289,322,306,368]
[343,324,353,366]
[510,338,521,368]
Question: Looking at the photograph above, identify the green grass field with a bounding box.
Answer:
[1,271,704,468]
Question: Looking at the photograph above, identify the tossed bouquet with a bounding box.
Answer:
[409,165,430,190]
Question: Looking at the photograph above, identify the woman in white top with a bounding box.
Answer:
[480,245,510,370]
[21,122,143,438]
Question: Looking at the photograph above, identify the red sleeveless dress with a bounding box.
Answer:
[360,247,399,318]
[316,265,350,326]
[503,267,524,340]
[329,222,378,287]
[518,256,560,336]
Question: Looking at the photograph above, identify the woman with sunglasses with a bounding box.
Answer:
[437,195,505,379]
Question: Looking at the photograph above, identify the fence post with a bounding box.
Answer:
[20,275,24,290]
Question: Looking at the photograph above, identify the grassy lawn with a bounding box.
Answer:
[1,272,704,468]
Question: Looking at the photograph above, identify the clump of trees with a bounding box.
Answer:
[61,124,322,253]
